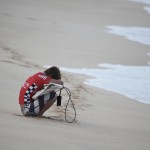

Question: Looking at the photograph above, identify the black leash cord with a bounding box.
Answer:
[59,87,76,123]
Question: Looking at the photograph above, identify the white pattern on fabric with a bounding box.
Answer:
[24,83,38,104]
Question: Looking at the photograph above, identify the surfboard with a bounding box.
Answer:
[32,83,63,100]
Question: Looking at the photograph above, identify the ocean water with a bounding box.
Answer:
[44,0,150,104]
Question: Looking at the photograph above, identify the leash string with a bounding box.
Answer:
[58,87,76,123]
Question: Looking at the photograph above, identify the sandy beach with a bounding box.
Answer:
[0,0,150,150]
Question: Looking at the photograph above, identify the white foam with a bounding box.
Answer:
[44,64,150,104]
[107,26,150,46]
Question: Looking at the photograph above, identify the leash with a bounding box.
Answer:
[57,86,76,123]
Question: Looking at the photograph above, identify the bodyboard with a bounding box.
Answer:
[32,83,63,100]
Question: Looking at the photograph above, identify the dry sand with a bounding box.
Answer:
[0,0,150,150]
